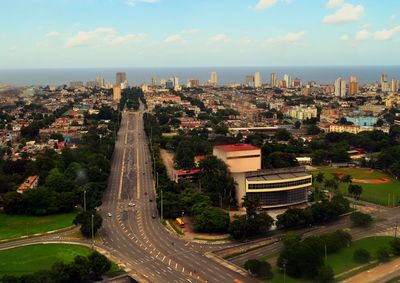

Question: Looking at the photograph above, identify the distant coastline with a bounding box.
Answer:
[1,66,399,87]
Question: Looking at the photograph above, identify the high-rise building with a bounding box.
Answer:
[283,74,291,88]
[113,86,121,102]
[160,78,166,88]
[391,78,399,92]
[210,71,218,86]
[349,75,359,96]
[381,73,389,92]
[270,73,277,87]
[254,72,262,88]
[245,75,255,87]
[335,77,347,97]
[151,76,157,87]
[70,81,83,88]
[171,76,179,87]
[96,75,105,88]
[187,79,200,88]
[116,72,127,86]
[293,78,302,88]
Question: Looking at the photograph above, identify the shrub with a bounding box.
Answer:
[353,248,371,263]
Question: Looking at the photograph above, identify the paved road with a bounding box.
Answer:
[229,205,400,267]
[99,106,253,283]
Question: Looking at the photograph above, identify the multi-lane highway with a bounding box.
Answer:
[99,105,253,283]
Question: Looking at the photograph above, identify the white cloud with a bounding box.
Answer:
[126,0,158,7]
[163,34,185,44]
[209,34,228,43]
[255,0,278,10]
[340,34,350,41]
[265,31,305,45]
[110,33,147,45]
[355,29,370,40]
[373,26,400,40]
[326,0,344,9]
[46,31,60,38]
[323,3,364,24]
[66,28,115,48]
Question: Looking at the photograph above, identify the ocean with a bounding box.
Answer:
[0,66,400,87]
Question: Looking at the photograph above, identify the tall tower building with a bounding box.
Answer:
[254,72,262,88]
[391,78,399,92]
[171,76,179,87]
[210,71,218,86]
[96,75,105,88]
[381,73,389,91]
[116,72,127,87]
[349,75,359,96]
[270,73,277,87]
[151,76,157,87]
[283,74,291,88]
[113,86,121,102]
[335,77,347,97]
[245,75,255,87]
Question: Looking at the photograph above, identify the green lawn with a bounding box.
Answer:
[0,244,123,278]
[263,236,395,283]
[0,213,76,241]
[313,167,400,206]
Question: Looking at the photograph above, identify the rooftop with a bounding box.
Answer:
[246,172,310,182]
[214,143,260,152]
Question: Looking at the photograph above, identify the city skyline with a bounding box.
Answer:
[1,0,400,68]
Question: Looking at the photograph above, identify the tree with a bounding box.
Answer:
[350,212,372,227]
[317,265,334,283]
[390,238,400,255]
[353,248,370,263]
[376,247,390,263]
[244,259,273,279]
[74,211,103,238]
[294,121,301,129]
[242,195,259,218]
[88,251,111,279]
[283,232,302,248]
[275,129,292,141]
[342,174,353,183]
[324,179,339,193]
[316,172,324,184]
[192,207,230,233]
[348,184,363,200]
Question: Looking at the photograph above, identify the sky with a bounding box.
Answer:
[0,0,399,68]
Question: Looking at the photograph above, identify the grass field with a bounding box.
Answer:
[313,167,400,206]
[0,213,76,241]
[0,244,123,277]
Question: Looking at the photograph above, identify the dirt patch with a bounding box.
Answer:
[352,178,392,184]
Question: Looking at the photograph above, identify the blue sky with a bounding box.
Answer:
[0,0,399,68]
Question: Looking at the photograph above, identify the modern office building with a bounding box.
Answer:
[254,72,262,88]
[113,86,121,102]
[349,75,359,96]
[270,73,277,87]
[245,75,255,87]
[391,78,399,92]
[283,74,291,88]
[96,75,105,88]
[213,144,311,208]
[210,71,218,86]
[116,72,127,86]
[335,77,347,97]
[381,73,389,92]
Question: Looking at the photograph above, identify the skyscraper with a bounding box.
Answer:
[381,73,389,91]
[96,75,105,88]
[210,71,218,86]
[254,72,262,88]
[151,76,157,87]
[270,73,277,87]
[116,72,127,86]
[283,74,291,88]
[335,77,347,97]
[391,78,399,92]
[349,75,359,96]
[113,86,121,102]
[245,75,255,87]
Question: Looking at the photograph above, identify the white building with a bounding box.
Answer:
[210,71,218,86]
[335,77,347,97]
[254,72,262,88]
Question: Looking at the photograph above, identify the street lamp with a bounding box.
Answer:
[91,214,95,247]
[84,190,87,212]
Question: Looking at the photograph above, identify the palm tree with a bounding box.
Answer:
[342,174,353,183]
[315,172,324,184]
[324,179,339,194]
[348,184,363,200]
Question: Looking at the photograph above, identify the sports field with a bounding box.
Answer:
[0,213,76,241]
[313,167,400,206]
[0,244,123,277]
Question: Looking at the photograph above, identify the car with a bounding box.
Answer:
[142,172,145,175]
[152,214,156,219]
[128,202,135,207]
[144,192,148,196]
[107,212,112,217]
[149,199,153,202]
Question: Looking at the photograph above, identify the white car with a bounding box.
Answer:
[107,212,112,217]
[128,202,135,207]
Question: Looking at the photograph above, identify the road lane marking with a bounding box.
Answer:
[162,256,166,261]
[175,263,178,269]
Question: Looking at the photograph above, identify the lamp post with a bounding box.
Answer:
[84,190,87,212]
[91,214,94,247]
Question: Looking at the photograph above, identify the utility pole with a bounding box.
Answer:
[395,220,398,238]
[84,190,87,212]
[91,214,94,247]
